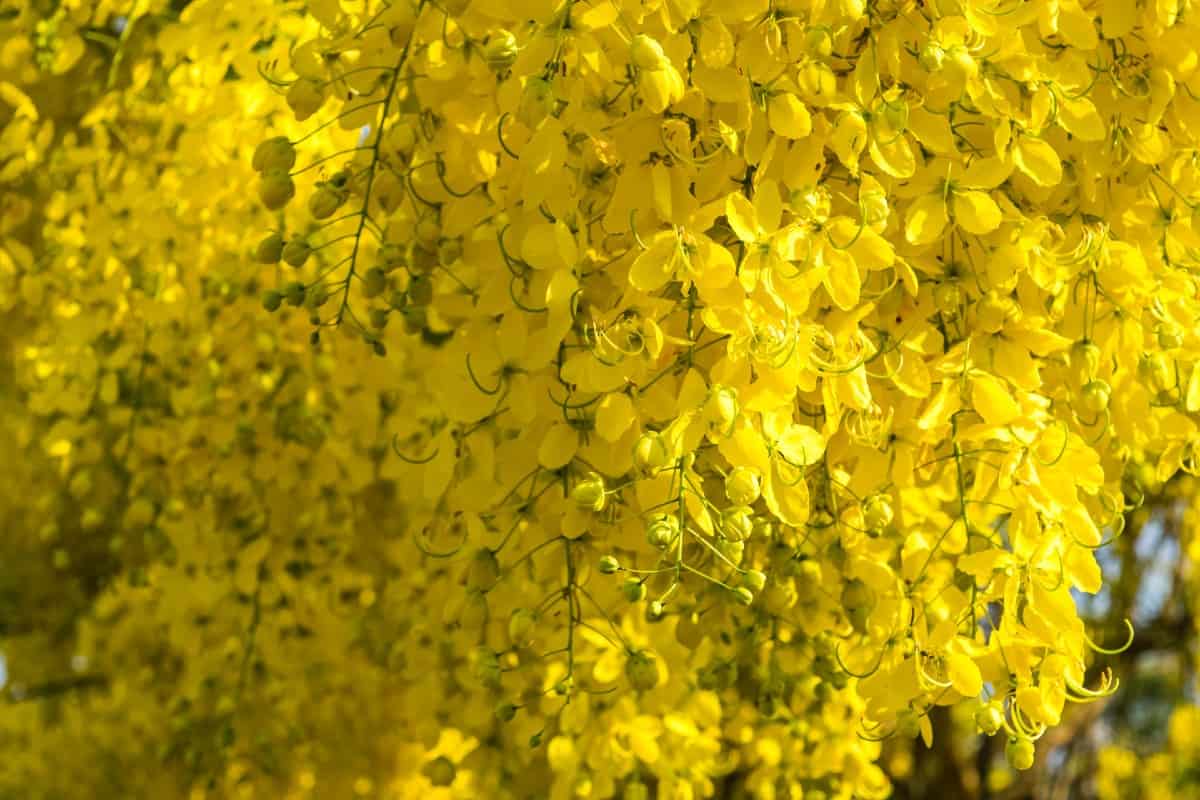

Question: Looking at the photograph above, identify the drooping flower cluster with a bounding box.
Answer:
[241,0,1200,790]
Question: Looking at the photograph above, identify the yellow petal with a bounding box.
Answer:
[953,190,1002,235]
[1012,137,1063,187]
[905,193,948,246]
[595,393,635,442]
[1057,95,1106,142]
[946,651,983,697]
[629,231,680,292]
[972,374,1021,425]
[538,422,579,469]
[767,92,812,139]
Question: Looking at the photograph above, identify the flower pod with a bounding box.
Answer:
[255,232,284,264]
[258,169,295,211]
[252,136,295,172]
[483,29,519,70]
[625,650,659,690]
[1006,737,1036,771]
[282,238,312,268]
[633,431,672,472]
[571,473,606,512]
[1080,380,1111,415]
[308,186,343,220]
[286,78,326,121]
[725,467,762,505]
[645,514,680,549]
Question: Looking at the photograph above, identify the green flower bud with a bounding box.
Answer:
[974,702,1004,736]
[282,238,312,268]
[286,77,326,122]
[570,472,606,512]
[423,756,456,787]
[630,34,668,71]
[483,29,519,70]
[468,548,500,590]
[1080,379,1111,415]
[258,169,295,211]
[408,274,434,306]
[725,466,762,505]
[646,513,680,549]
[625,650,659,690]
[308,186,343,220]
[741,569,767,593]
[721,506,755,542]
[507,607,535,644]
[1006,737,1035,771]
[495,701,518,722]
[633,431,672,472]
[251,136,295,172]
[1139,352,1174,393]
[255,233,284,264]
[283,281,306,307]
[732,586,755,606]
[622,577,646,603]
[598,555,620,574]
[862,494,894,532]
[703,385,740,437]
[363,267,388,299]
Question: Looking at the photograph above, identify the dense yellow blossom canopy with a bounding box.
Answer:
[5,0,1200,798]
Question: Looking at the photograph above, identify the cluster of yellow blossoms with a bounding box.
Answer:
[8,0,1200,797]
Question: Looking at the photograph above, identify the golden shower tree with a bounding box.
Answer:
[5,1,1200,798]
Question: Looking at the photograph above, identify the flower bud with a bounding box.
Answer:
[741,569,767,593]
[309,186,343,220]
[286,78,326,121]
[261,289,283,312]
[974,702,1004,736]
[919,41,946,72]
[630,35,668,71]
[495,701,518,722]
[507,608,535,644]
[703,384,740,437]
[1005,737,1035,771]
[598,555,620,574]
[258,169,295,211]
[1070,340,1101,383]
[862,494,894,532]
[423,756,456,787]
[622,577,646,602]
[363,267,388,298]
[633,431,672,472]
[283,281,306,307]
[408,274,433,306]
[1139,352,1174,393]
[1080,380,1111,415]
[468,548,500,591]
[732,587,755,606]
[625,650,659,690]
[721,506,755,542]
[252,136,296,172]
[255,232,284,264]
[571,473,606,512]
[725,467,762,506]
[283,238,312,268]
[483,29,519,70]
[646,514,680,549]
